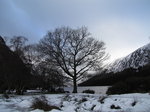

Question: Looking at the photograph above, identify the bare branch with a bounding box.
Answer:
[38,26,108,93]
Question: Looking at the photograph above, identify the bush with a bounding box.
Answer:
[31,96,60,111]
[82,89,95,94]
[107,76,150,95]
[106,81,130,95]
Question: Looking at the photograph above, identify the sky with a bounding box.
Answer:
[0,0,150,62]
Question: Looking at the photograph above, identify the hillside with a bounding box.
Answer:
[80,43,150,86]
[108,43,150,73]
[0,36,31,94]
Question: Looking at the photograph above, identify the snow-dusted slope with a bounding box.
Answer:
[108,43,150,72]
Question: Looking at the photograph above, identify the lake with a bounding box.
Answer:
[64,86,110,94]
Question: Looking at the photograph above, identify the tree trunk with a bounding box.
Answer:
[72,78,77,93]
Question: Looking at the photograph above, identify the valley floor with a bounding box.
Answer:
[0,93,150,112]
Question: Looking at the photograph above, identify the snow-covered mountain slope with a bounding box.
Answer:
[108,43,150,72]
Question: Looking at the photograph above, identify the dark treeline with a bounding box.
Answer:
[0,36,31,95]
[80,64,150,94]
[0,36,65,94]
[80,64,150,86]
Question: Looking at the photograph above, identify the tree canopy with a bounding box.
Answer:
[38,27,108,93]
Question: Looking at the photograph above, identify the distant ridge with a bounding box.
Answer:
[80,43,150,86]
[107,43,150,73]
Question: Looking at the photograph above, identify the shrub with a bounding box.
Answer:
[106,81,130,95]
[31,96,60,111]
[82,89,95,94]
[107,76,150,95]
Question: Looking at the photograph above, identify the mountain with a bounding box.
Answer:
[80,63,150,86]
[0,36,31,94]
[80,43,150,86]
[107,43,150,73]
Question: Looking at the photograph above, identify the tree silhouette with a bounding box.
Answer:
[38,27,108,93]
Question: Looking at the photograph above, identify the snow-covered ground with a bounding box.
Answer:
[0,93,150,112]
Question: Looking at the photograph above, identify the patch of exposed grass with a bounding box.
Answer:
[31,96,60,111]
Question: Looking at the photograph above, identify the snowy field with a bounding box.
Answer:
[64,86,109,94]
[0,93,150,112]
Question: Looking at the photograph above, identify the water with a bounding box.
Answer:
[64,86,110,94]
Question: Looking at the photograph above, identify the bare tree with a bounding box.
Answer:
[23,44,41,65]
[38,27,108,93]
[10,36,28,58]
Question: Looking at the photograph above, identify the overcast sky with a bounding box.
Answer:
[0,0,150,62]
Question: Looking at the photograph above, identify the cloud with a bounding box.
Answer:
[90,18,149,61]
[0,0,43,42]
[0,0,150,61]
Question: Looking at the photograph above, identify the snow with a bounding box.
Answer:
[107,43,150,73]
[0,93,150,112]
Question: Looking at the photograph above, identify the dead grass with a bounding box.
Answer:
[31,96,60,111]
